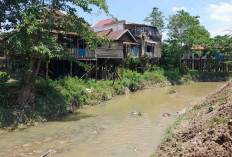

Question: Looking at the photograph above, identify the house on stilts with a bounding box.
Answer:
[1,15,162,80]
[93,18,162,60]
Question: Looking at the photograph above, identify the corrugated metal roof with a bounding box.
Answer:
[96,29,137,43]
[108,30,127,40]
[93,18,117,27]
[97,29,112,37]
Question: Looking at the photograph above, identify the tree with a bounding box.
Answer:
[162,10,210,68]
[210,35,232,61]
[0,0,110,107]
[144,7,165,32]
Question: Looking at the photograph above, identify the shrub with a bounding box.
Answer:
[208,106,214,113]
[209,117,229,127]
[143,70,166,84]
[128,72,144,92]
[0,71,10,85]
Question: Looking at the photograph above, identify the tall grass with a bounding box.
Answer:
[0,68,230,128]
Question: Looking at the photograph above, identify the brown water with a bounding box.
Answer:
[0,82,224,157]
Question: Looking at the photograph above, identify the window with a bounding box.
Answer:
[0,48,4,57]
[147,46,154,53]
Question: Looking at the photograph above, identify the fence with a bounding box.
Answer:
[181,59,232,72]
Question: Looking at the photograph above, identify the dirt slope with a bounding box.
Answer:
[156,80,232,157]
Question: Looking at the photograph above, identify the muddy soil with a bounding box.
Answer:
[156,80,232,157]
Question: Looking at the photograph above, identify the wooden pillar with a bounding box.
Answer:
[192,60,194,70]
[121,59,125,79]
[95,60,98,80]
[45,61,49,79]
[70,61,73,76]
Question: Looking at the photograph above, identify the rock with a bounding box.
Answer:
[92,131,98,134]
[163,113,171,117]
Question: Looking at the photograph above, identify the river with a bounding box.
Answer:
[0,82,224,157]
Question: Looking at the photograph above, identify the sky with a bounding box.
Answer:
[77,0,232,38]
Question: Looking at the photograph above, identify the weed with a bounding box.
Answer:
[208,106,214,113]
[168,89,177,94]
[218,94,228,102]
[209,117,229,128]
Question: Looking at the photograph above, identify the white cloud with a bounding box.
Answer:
[172,7,186,12]
[207,1,232,22]
[209,28,228,37]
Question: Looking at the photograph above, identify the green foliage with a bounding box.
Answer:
[162,10,210,69]
[144,7,165,32]
[0,0,111,106]
[34,79,68,119]
[162,113,185,143]
[209,35,232,61]
[187,70,230,82]
[168,89,177,94]
[0,108,16,127]
[218,94,228,102]
[209,117,229,128]
[143,70,167,84]
[0,71,10,85]
[128,72,144,92]
[164,69,182,85]
[208,106,214,113]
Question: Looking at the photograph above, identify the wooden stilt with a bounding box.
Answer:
[70,61,73,76]
[45,61,49,79]
[95,60,98,80]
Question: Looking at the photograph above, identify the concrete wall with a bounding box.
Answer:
[93,23,125,32]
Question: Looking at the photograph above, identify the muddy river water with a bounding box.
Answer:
[0,82,225,157]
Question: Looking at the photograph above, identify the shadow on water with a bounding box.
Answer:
[54,112,94,122]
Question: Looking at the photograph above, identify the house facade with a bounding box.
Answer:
[93,18,162,59]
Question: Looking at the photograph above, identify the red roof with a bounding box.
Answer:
[93,18,117,27]
[191,45,204,50]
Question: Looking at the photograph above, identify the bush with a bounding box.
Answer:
[0,71,10,85]
[164,69,182,85]
[127,72,144,92]
[143,70,166,84]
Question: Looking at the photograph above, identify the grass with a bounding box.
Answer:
[218,93,228,102]
[168,89,177,94]
[208,106,214,113]
[209,117,229,128]
[0,69,169,128]
[0,68,230,128]
[162,113,186,143]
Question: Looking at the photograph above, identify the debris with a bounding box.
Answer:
[40,149,52,157]
[163,113,171,117]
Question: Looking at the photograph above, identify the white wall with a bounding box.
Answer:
[93,23,125,32]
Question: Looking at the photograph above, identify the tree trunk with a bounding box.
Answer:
[17,59,42,107]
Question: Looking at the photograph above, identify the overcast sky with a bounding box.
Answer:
[77,0,232,38]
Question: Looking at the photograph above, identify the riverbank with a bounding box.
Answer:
[0,82,224,157]
[155,79,232,156]
[0,69,230,130]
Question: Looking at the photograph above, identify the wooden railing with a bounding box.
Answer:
[68,48,95,59]
[96,47,124,59]
[68,47,124,59]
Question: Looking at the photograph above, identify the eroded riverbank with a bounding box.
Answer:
[0,82,225,157]
[155,80,232,156]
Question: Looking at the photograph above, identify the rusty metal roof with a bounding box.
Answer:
[96,29,112,37]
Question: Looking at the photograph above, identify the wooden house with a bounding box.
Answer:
[93,18,162,59]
